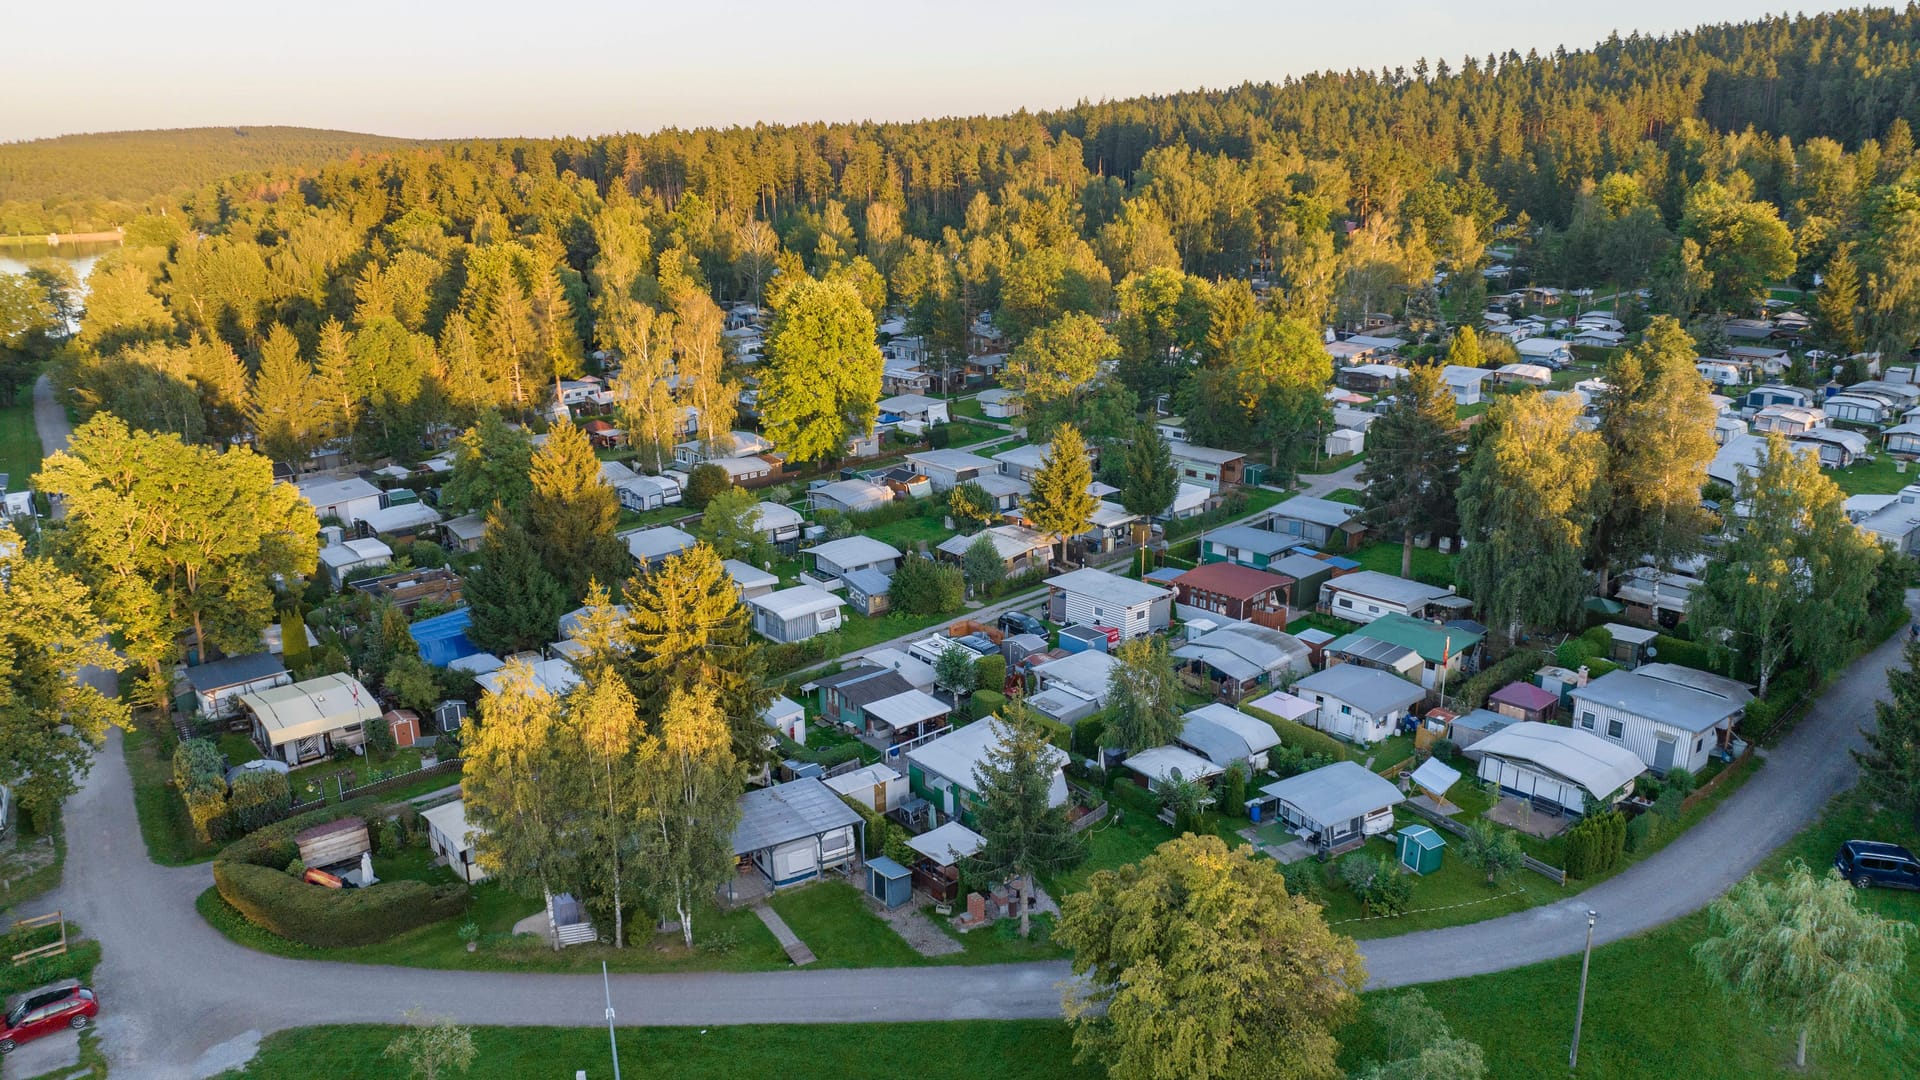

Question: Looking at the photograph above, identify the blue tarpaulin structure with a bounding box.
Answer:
[412,607,479,668]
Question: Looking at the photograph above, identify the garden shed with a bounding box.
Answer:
[866,856,914,909]
[1396,824,1445,874]
[295,817,370,869]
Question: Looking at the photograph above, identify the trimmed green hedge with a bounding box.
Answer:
[1242,703,1348,762]
[213,803,468,948]
[1453,649,1549,710]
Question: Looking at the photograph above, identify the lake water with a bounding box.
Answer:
[0,238,120,283]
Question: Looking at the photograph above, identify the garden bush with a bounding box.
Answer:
[1219,764,1248,820]
[975,654,1007,694]
[213,803,468,948]
[1651,633,1724,675]
[972,689,1006,718]
[683,463,731,509]
[891,556,965,615]
[1452,649,1548,710]
[173,738,223,790]
[1624,811,1658,853]
[1563,810,1627,879]
[1070,716,1106,758]
[1242,704,1348,762]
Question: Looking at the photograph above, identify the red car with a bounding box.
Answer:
[0,980,97,1054]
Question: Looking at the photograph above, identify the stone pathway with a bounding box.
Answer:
[875,896,963,958]
[752,903,815,966]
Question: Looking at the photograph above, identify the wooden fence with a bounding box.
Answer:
[1680,745,1757,815]
[1402,799,1568,885]
[8,911,67,966]
[1070,802,1111,834]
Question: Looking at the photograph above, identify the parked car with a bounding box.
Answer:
[997,611,1047,638]
[1,981,98,1054]
[1834,840,1920,890]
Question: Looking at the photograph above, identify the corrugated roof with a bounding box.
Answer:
[732,779,865,855]
[1470,721,1646,799]
[1260,761,1404,828]
[862,689,950,731]
[1045,567,1171,609]
[1569,667,1749,733]
[1173,561,1292,600]
[184,652,286,693]
[1294,663,1425,715]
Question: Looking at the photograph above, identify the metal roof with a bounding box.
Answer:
[1046,567,1171,610]
[749,585,846,621]
[240,674,382,744]
[184,652,287,693]
[907,718,1067,794]
[1470,721,1647,799]
[1123,745,1224,784]
[1341,612,1481,663]
[1569,666,1750,733]
[1179,704,1282,766]
[1172,561,1292,599]
[1202,525,1303,556]
[906,821,985,865]
[804,536,904,568]
[732,779,865,855]
[1327,635,1421,668]
[862,689,950,731]
[1324,570,1452,610]
[1260,761,1405,828]
[1268,495,1363,530]
[621,526,697,562]
[1294,663,1426,715]
[1488,682,1558,712]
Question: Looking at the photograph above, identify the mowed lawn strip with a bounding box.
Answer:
[220,1020,1093,1079]
[1334,788,1920,1080]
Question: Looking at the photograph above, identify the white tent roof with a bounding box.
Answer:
[906,821,986,865]
[1123,745,1225,785]
[1469,721,1646,799]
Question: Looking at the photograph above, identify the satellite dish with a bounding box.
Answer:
[1646,645,1658,658]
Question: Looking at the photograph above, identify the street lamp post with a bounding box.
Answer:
[1570,909,1598,1072]
[603,961,621,1080]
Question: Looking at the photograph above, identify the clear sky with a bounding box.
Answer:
[0,1,1821,143]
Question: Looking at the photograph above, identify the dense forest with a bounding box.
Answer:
[0,126,430,235]
[7,6,1920,479]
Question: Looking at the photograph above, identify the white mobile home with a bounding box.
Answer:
[1292,663,1426,745]
[1567,663,1752,775]
[1471,722,1646,818]
[1044,567,1174,641]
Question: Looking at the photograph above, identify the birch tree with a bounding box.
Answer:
[637,685,742,948]
[565,672,646,948]
[463,662,577,921]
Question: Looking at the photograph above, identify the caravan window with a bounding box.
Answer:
[1607,719,1624,740]
[1580,711,1596,730]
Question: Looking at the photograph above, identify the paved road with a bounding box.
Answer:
[38,595,1903,1078]
[20,373,1903,1074]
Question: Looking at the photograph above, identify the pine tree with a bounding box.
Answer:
[1021,424,1098,565]
[248,324,325,467]
[1445,324,1485,368]
[525,421,628,602]
[1814,244,1863,355]
[1359,364,1462,577]
[464,510,568,655]
[971,704,1081,937]
[1853,638,1920,826]
[312,317,359,441]
[1118,421,1176,548]
[1589,317,1718,591]
[623,542,771,761]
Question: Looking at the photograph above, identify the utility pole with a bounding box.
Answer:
[603,961,621,1080]
[1569,909,1598,1072]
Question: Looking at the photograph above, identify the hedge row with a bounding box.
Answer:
[1453,649,1549,710]
[213,802,468,948]
[1242,703,1349,762]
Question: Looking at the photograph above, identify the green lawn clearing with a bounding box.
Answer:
[1335,787,1920,1079]
[864,513,956,553]
[0,382,43,494]
[1831,454,1915,496]
[1300,451,1365,475]
[219,1020,1094,1080]
[0,807,64,915]
[1323,487,1363,505]
[1307,816,1564,940]
[1350,539,1458,587]
[948,395,987,421]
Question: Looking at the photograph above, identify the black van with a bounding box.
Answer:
[1834,840,1920,890]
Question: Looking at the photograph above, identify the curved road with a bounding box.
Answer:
[22,374,1906,1075]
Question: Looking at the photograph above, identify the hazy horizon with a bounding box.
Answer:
[1,1,1822,143]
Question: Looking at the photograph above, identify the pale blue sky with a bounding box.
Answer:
[1,1,1820,142]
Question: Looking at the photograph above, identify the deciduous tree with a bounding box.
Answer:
[439,411,533,516]
[1059,834,1364,1080]
[636,684,742,948]
[0,526,130,822]
[464,661,577,906]
[1694,860,1912,1069]
[1455,393,1602,643]
[760,275,883,463]
[1005,312,1116,438]
[1101,635,1181,751]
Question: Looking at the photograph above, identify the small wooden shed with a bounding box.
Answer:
[866,856,914,909]
[295,817,370,869]
[384,709,421,749]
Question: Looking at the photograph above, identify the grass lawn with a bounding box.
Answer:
[125,721,221,866]
[615,503,696,531]
[0,383,43,493]
[197,881,794,974]
[1309,818,1564,940]
[795,607,966,662]
[1350,539,1458,587]
[1322,487,1363,505]
[768,881,926,968]
[948,395,987,421]
[1300,451,1364,475]
[1831,454,1915,496]
[0,808,65,915]
[864,513,956,553]
[286,748,428,802]
[1287,612,1361,637]
[1456,400,1491,420]
[947,419,1012,448]
[1046,783,1247,898]
[220,1020,1094,1080]
[1335,787,1920,1079]
[216,731,259,765]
